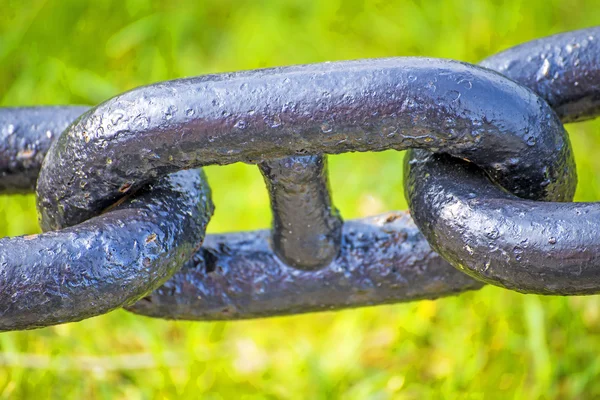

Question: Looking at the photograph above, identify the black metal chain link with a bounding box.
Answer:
[0,27,598,331]
[406,27,600,294]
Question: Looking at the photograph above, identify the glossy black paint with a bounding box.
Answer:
[0,106,88,193]
[0,169,213,331]
[0,28,595,327]
[36,58,575,231]
[481,26,600,123]
[406,27,600,294]
[259,155,342,270]
[405,151,600,294]
[127,213,482,320]
[0,108,481,325]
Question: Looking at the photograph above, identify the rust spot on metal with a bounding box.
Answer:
[145,233,157,244]
[16,149,35,160]
[385,213,402,224]
[119,182,132,193]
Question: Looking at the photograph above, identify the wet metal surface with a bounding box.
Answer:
[259,155,342,270]
[0,27,597,328]
[1,108,481,326]
[406,27,600,294]
[0,170,213,331]
[0,106,88,194]
[127,213,482,320]
[36,58,575,230]
[405,151,600,294]
[481,26,600,123]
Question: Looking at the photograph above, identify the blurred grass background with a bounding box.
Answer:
[0,0,599,398]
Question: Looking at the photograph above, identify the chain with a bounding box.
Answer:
[405,27,600,294]
[0,27,598,331]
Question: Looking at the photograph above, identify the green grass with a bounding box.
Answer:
[1,0,600,398]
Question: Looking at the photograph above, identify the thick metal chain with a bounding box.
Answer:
[406,27,600,294]
[0,27,598,331]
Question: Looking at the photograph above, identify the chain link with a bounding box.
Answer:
[0,27,598,331]
[406,27,600,294]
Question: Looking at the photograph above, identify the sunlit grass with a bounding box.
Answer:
[1,0,600,398]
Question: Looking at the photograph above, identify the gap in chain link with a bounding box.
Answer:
[0,194,39,237]
[567,119,600,201]
[203,163,271,233]
[328,150,408,219]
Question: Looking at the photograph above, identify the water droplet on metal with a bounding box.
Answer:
[446,90,461,102]
[320,122,332,133]
[111,112,124,125]
[133,116,149,129]
[234,120,247,130]
[165,105,177,120]
[457,78,472,90]
[536,59,551,81]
